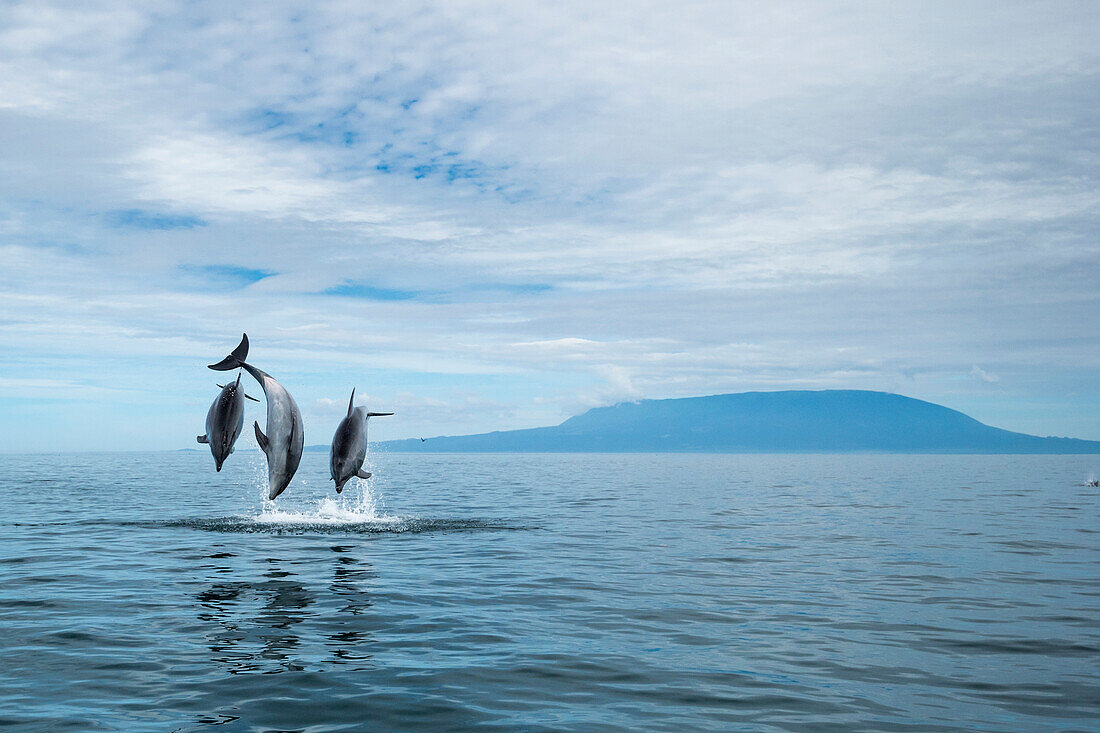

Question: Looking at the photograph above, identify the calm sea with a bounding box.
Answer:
[0,451,1097,731]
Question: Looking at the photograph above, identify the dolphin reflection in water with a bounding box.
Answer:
[196,548,377,673]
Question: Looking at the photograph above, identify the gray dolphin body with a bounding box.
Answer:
[196,372,257,471]
[330,388,392,493]
[209,334,304,500]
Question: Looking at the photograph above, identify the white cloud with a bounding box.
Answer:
[0,0,1098,448]
[970,365,1001,384]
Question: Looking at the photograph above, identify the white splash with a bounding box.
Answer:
[250,472,402,526]
[241,434,270,503]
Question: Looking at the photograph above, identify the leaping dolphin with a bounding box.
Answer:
[330,388,392,493]
[209,334,304,500]
[196,372,258,471]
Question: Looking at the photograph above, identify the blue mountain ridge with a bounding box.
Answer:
[355,390,1100,454]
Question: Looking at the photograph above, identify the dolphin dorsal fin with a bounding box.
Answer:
[254,421,269,453]
[347,388,356,417]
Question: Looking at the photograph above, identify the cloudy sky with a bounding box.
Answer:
[1,1,1097,450]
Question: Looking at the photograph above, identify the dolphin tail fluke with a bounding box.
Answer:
[356,469,372,480]
[347,388,356,417]
[197,434,209,444]
[254,421,269,453]
[208,333,249,371]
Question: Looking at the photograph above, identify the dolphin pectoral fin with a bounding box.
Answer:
[348,388,356,417]
[356,469,372,479]
[254,422,269,453]
[197,434,209,444]
[245,393,260,402]
[367,412,394,417]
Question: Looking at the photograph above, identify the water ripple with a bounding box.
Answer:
[158,515,533,535]
[0,452,1097,731]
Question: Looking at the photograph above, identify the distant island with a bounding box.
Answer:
[343,390,1100,454]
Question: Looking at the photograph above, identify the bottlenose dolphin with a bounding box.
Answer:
[209,334,304,500]
[330,388,392,493]
[196,372,258,471]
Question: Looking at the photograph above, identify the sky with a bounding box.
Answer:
[0,0,1098,451]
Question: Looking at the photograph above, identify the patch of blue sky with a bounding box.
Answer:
[493,184,538,204]
[323,283,420,300]
[177,265,274,290]
[446,163,480,182]
[321,282,551,303]
[252,108,293,130]
[368,145,506,186]
[108,209,206,230]
[283,121,361,146]
[29,240,86,255]
[241,102,367,145]
[466,283,553,295]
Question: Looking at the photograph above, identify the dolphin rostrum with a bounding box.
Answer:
[196,372,259,471]
[330,388,392,493]
[209,334,304,500]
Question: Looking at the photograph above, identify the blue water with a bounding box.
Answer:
[0,451,1097,731]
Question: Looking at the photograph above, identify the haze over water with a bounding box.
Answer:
[1,451,1097,731]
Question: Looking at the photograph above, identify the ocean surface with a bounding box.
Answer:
[0,451,1097,732]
